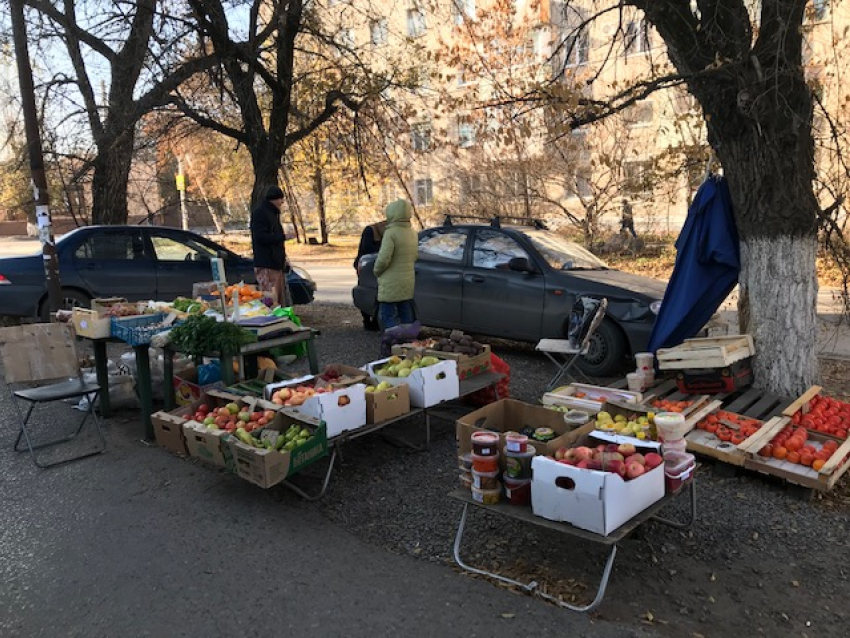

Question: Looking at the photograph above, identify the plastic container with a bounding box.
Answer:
[459,473,473,490]
[532,428,555,443]
[505,432,529,454]
[635,352,655,371]
[471,486,501,505]
[564,410,591,427]
[504,444,536,479]
[503,477,532,505]
[459,453,473,471]
[662,439,687,456]
[472,468,500,490]
[471,452,499,473]
[626,372,644,392]
[654,412,688,441]
[471,431,499,456]
[664,452,695,493]
[640,369,655,388]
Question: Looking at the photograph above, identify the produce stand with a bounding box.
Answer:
[449,479,696,613]
[161,327,321,410]
[280,370,507,500]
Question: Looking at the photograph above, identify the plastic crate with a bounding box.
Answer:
[111,313,168,346]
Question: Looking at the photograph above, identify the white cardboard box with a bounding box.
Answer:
[531,432,664,536]
[264,375,367,439]
[365,357,459,408]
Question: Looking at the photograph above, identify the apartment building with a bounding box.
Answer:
[318,0,845,234]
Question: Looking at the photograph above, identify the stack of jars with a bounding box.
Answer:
[503,433,534,505]
[468,432,501,504]
[654,411,696,493]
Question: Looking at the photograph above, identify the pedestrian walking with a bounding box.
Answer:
[250,185,292,307]
[373,199,418,330]
[620,199,637,239]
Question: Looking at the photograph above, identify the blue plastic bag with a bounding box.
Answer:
[197,360,222,385]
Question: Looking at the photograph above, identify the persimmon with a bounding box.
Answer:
[813,459,826,471]
[772,446,788,460]
[786,451,801,464]
[800,453,814,466]
[785,438,803,452]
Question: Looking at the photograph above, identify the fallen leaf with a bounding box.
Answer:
[645,611,654,622]
[708,596,715,603]
[710,573,716,582]
[752,532,759,540]
[792,580,800,587]
[501,613,515,619]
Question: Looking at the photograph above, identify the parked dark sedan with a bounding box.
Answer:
[0,226,315,319]
[353,220,667,376]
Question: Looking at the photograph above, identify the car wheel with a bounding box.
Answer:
[576,319,627,377]
[39,289,91,321]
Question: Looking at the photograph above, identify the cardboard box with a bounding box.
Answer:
[392,344,492,380]
[365,357,459,408]
[71,308,112,339]
[456,399,593,459]
[531,431,665,536]
[264,375,367,438]
[173,366,226,406]
[178,390,276,468]
[366,383,411,424]
[151,409,190,456]
[226,411,328,488]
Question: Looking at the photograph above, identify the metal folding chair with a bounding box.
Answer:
[0,323,106,468]
[536,298,609,391]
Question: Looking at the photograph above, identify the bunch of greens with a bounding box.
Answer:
[169,315,257,356]
[171,297,203,314]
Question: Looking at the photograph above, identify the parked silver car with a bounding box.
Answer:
[352,220,667,376]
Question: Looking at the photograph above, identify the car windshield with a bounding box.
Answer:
[523,230,608,270]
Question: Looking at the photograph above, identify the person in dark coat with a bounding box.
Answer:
[250,185,292,307]
[354,220,387,330]
[620,199,637,239]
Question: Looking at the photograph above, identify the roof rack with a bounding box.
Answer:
[441,214,548,230]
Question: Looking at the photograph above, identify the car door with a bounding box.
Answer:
[71,228,155,301]
[461,229,546,340]
[147,229,221,299]
[414,228,470,326]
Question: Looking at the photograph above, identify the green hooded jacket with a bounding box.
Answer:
[373,199,418,302]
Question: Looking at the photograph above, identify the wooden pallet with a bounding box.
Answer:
[656,335,755,370]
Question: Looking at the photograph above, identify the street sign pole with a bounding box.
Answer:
[10,0,62,317]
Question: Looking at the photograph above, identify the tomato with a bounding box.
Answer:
[837,429,848,439]
[759,445,774,457]
[803,445,817,455]
[786,451,801,464]
[717,428,733,442]
[785,438,803,452]
[731,432,746,445]
[792,413,801,425]
[800,452,814,467]
[706,423,719,434]
[814,449,832,461]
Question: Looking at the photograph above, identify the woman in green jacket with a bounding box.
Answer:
[373,199,418,329]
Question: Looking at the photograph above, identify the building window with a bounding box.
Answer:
[505,170,527,198]
[452,0,475,25]
[810,0,829,21]
[564,29,589,66]
[338,28,354,49]
[460,174,482,200]
[411,123,432,151]
[407,8,427,38]
[370,18,388,46]
[624,19,651,56]
[458,116,476,147]
[623,160,653,198]
[414,178,434,206]
[626,100,654,127]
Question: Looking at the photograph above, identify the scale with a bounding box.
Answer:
[235,315,298,337]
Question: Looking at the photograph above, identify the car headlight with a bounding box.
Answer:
[649,301,662,315]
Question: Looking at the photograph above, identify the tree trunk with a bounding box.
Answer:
[249,142,282,210]
[314,168,329,245]
[737,235,818,396]
[91,132,134,225]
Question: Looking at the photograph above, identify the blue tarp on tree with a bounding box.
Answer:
[647,175,740,353]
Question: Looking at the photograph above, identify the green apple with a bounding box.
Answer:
[226,402,240,415]
[238,411,251,423]
[365,386,376,393]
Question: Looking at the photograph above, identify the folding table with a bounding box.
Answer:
[449,479,696,613]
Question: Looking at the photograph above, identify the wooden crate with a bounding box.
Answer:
[740,417,850,491]
[686,408,774,466]
[541,383,642,412]
[657,335,755,370]
[781,385,823,417]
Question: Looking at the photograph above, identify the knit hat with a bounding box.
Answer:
[265,185,284,200]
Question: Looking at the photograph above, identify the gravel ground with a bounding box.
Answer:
[282,302,850,637]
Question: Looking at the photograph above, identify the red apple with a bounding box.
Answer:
[629,453,646,466]
[555,447,568,461]
[607,459,627,477]
[197,404,210,414]
[588,460,603,471]
[626,462,645,479]
[644,452,663,469]
[617,443,637,457]
[596,444,607,453]
[576,460,590,469]
[263,410,275,421]
[573,447,594,462]
[605,443,620,453]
